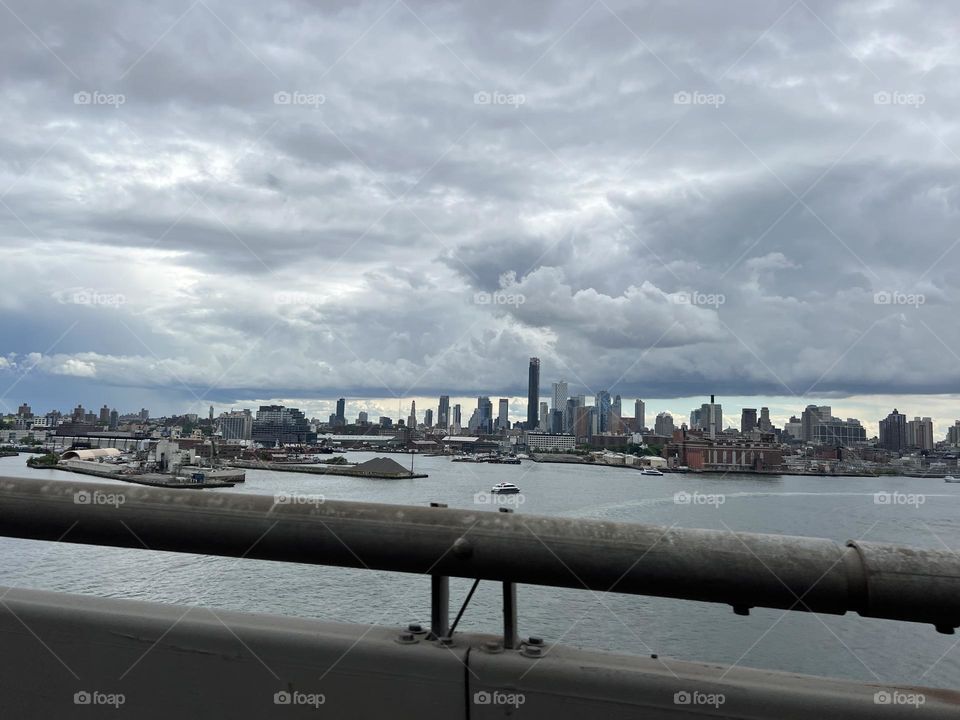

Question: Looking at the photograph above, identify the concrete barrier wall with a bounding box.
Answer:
[0,585,956,719]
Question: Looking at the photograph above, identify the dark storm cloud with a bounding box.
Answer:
[1,0,960,413]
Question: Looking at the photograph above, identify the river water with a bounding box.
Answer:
[1,452,957,687]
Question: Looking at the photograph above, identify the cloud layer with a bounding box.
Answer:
[1,0,959,419]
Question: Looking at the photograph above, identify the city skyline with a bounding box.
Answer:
[13,390,960,441]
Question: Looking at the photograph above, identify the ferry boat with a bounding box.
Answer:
[945,476,960,483]
[491,482,521,494]
[640,468,664,476]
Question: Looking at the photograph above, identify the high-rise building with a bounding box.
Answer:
[907,417,934,450]
[477,397,493,434]
[336,398,346,425]
[437,395,450,429]
[611,395,623,433]
[527,357,540,430]
[698,396,722,438]
[219,410,253,441]
[565,397,580,434]
[251,405,313,445]
[574,405,593,440]
[947,421,960,446]
[424,409,433,428]
[783,416,803,440]
[654,412,675,437]
[109,410,119,430]
[551,380,568,412]
[813,418,866,446]
[740,408,757,434]
[690,408,702,430]
[549,408,564,433]
[878,409,907,452]
[634,399,645,431]
[452,404,462,428]
[379,416,393,428]
[595,391,612,433]
[139,408,149,421]
[99,405,111,423]
[407,401,417,429]
[72,404,86,421]
[17,403,31,417]
[758,407,772,432]
[498,398,509,431]
[538,401,549,430]
[357,411,369,425]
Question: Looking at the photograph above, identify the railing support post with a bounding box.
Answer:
[430,574,449,640]
[502,581,517,649]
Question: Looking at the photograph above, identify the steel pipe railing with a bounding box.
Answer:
[0,476,957,633]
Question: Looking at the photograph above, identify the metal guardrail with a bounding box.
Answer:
[0,476,958,637]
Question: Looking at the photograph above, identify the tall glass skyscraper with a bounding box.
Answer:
[527,357,540,429]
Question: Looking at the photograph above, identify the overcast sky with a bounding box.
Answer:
[1,0,958,432]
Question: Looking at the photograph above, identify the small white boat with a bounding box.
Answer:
[945,476,960,483]
[640,468,664,476]
[491,482,521,494]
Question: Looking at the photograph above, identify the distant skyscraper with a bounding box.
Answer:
[109,409,119,430]
[538,401,549,430]
[634,399,645,431]
[424,409,433,428]
[99,405,111,423]
[17,403,31,417]
[740,408,758,434]
[358,411,369,425]
[452,404,462,428]
[498,398,509,431]
[611,395,623,433]
[139,408,149,422]
[906,416,934,450]
[699,396,722,438]
[551,381,568,412]
[438,395,450,429]
[654,412,675,437]
[565,397,580,434]
[408,401,417,429]
[220,410,253,441]
[527,357,540,429]
[336,398,346,425]
[477,397,493,434]
[595,391,612,433]
[878,409,907,452]
[759,407,772,432]
[209,405,214,422]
